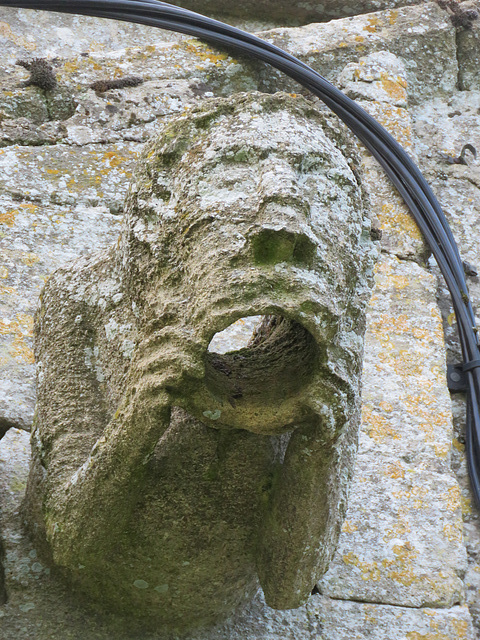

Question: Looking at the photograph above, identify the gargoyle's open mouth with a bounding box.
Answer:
[201,315,318,424]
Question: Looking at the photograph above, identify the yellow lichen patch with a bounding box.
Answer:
[461,495,472,516]
[342,552,381,581]
[0,209,18,227]
[183,40,229,65]
[63,60,80,73]
[0,266,7,279]
[364,15,382,32]
[362,405,400,442]
[102,150,129,168]
[8,335,34,364]
[445,485,461,511]
[342,551,359,566]
[406,633,450,640]
[21,253,40,267]
[388,9,399,24]
[392,485,429,509]
[0,21,36,51]
[434,444,450,460]
[362,604,378,625]
[354,35,365,43]
[379,200,420,237]
[341,519,358,533]
[380,74,407,104]
[385,462,405,479]
[452,438,465,452]
[443,521,463,543]
[451,619,469,636]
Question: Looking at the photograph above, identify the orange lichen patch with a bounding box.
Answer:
[364,15,382,32]
[183,40,229,65]
[362,405,400,442]
[383,516,411,541]
[378,400,394,412]
[380,73,407,104]
[0,285,15,295]
[0,21,36,51]
[341,519,358,533]
[0,313,34,337]
[0,209,18,227]
[392,485,429,509]
[102,150,130,168]
[395,349,423,379]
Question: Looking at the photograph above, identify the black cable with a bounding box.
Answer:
[1,0,479,505]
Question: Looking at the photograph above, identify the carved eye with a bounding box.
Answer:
[252,229,316,267]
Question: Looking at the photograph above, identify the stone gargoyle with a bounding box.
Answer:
[24,92,375,631]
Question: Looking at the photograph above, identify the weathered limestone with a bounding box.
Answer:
[457,1,480,91]
[258,2,458,105]
[0,3,479,638]
[23,92,374,630]
[412,89,480,633]
[0,143,137,431]
[337,50,427,260]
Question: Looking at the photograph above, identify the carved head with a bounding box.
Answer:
[119,93,374,436]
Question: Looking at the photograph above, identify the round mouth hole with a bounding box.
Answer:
[205,315,317,403]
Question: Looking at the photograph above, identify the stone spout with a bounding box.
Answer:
[24,92,375,630]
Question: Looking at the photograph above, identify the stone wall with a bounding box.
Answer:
[0,2,479,639]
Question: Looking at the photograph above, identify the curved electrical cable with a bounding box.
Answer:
[1,0,479,505]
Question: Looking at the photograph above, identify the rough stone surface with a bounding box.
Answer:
[0,2,479,638]
[319,253,467,608]
[457,1,480,91]
[412,88,480,636]
[258,2,458,105]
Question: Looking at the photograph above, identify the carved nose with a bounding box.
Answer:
[258,158,302,201]
[252,228,316,267]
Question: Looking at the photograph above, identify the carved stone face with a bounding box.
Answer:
[28,92,375,627]
[122,93,374,435]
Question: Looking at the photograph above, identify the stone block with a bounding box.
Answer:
[319,254,467,607]
[258,3,457,105]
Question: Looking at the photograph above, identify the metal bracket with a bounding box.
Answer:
[447,364,468,393]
